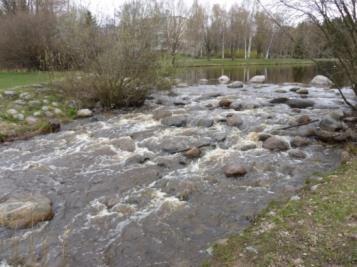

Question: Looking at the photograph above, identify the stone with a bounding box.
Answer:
[54,108,63,115]
[0,194,53,229]
[310,75,333,87]
[48,120,61,133]
[290,87,300,92]
[6,109,18,116]
[190,117,214,128]
[223,164,247,177]
[290,195,301,201]
[52,102,59,107]
[270,97,288,104]
[19,92,32,100]
[161,115,187,127]
[199,79,209,85]
[111,137,136,152]
[226,114,243,127]
[33,111,42,117]
[14,100,26,105]
[249,75,266,83]
[275,89,288,93]
[227,81,244,88]
[25,116,38,125]
[288,149,307,159]
[240,143,257,151]
[29,100,41,107]
[258,133,272,142]
[184,147,201,158]
[230,101,243,111]
[296,115,312,124]
[319,114,345,132]
[4,90,17,97]
[219,99,232,109]
[45,111,54,118]
[153,108,172,120]
[42,106,50,112]
[290,136,310,148]
[286,99,315,109]
[77,109,93,118]
[176,83,188,88]
[263,136,289,151]
[218,75,230,84]
[296,88,309,95]
[14,113,24,121]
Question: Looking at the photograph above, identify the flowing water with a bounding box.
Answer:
[0,67,355,266]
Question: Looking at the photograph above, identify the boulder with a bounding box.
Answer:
[263,136,289,151]
[218,75,230,84]
[161,115,187,127]
[219,99,232,109]
[190,117,214,128]
[77,109,93,118]
[153,108,172,121]
[226,114,243,127]
[249,75,266,83]
[184,147,201,158]
[227,81,244,88]
[4,90,17,97]
[319,113,346,132]
[223,164,247,177]
[310,75,333,87]
[290,136,310,148]
[0,194,53,229]
[286,99,315,109]
[111,136,136,152]
[270,97,288,104]
[296,88,309,95]
[296,115,312,125]
[288,149,307,159]
[258,133,272,142]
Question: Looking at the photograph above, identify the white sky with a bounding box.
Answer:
[75,0,272,21]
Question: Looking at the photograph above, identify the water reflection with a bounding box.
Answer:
[177,63,340,85]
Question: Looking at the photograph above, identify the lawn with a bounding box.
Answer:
[0,71,56,91]
[207,145,357,267]
[177,58,317,68]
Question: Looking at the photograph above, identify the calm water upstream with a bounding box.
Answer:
[0,64,355,267]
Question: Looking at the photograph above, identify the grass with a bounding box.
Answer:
[0,71,58,91]
[207,144,357,267]
[177,57,317,68]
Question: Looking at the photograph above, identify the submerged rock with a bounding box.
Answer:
[227,81,244,88]
[263,136,289,151]
[0,194,53,229]
[223,164,247,177]
[270,97,288,104]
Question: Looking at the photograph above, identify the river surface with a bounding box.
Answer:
[0,73,355,266]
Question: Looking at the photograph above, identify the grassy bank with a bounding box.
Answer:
[0,71,57,91]
[207,145,357,267]
[177,58,317,68]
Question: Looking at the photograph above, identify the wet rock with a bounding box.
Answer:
[296,88,309,95]
[226,114,243,127]
[190,117,214,128]
[288,149,307,159]
[270,97,288,104]
[223,164,247,177]
[258,133,272,142]
[218,75,230,84]
[77,109,93,118]
[240,143,257,151]
[161,115,187,127]
[319,113,346,132]
[25,116,38,125]
[111,204,136,217]
[310,75,333,87]
[230,101,243,111]
[249,75,266,83]
[112,136,136,152]
[314,129,351,143]
[227,81,244,88]
[219,99,232,109]
[275,89,288,93]
[290,87,300,92]
[176,83,188,88]
[154,154,187,169]
[286,99,315,109]
[296,115,312,124]
[47,120,61,133]
[290,136,310,148]
[184,147,201,159]
[153,108,172,121]
[0,194,53,229]
[199,79,208,85]
[263,136,289,151]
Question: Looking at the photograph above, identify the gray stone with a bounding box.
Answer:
[249,75,266,83]
[33,111,42,117]
[290,136,310,148]
[226,114,243,127]
[310,75,333,87]
[258,133,272,142]
[153,108,172,121]
[227,81,244,88]
[263,136,289,151]
[190,117,214,128]
[240,143,257,151]
[14,99,26,105]
[25,116,38,125]
[6,109,18,116]
[288,149,307,159]
[296,88,309,95]
[223,164,247,177]
[0,194,53,229]
[54,108,63,115]
[275,89,288,93]
[45,111,54,118]
[161,115,187,127]
[218,75,230,84]
[4,90,17,97]
[77,109,93,118]
[42,106,50,112]
[111,137,136,152]
[286,99,315,109]
[14,113,24,121]
[270,97,288,104]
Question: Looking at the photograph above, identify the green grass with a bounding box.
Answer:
[0,71,56,91]
[207,145,357,267]
[177,57,316,68]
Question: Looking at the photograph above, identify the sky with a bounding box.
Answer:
[75,0,261,21]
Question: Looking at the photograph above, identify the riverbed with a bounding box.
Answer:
[0,79,355,266]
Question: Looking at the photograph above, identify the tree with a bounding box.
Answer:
[185,0,205,57]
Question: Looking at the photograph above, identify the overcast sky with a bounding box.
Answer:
[76,0,273,21]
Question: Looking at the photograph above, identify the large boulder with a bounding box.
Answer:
[218,75,230,84]
[0,194,53,229]
[310,75,333,87]
[227,81,244,88]
[161,115,187,127]
[249,75,266,83]
[286,99,315,109]
[223,164,247,177]
[263,136,290,151]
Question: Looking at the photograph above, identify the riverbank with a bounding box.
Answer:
[207,144,357,267]
[177,58,318,68]
[0,71,58,90]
